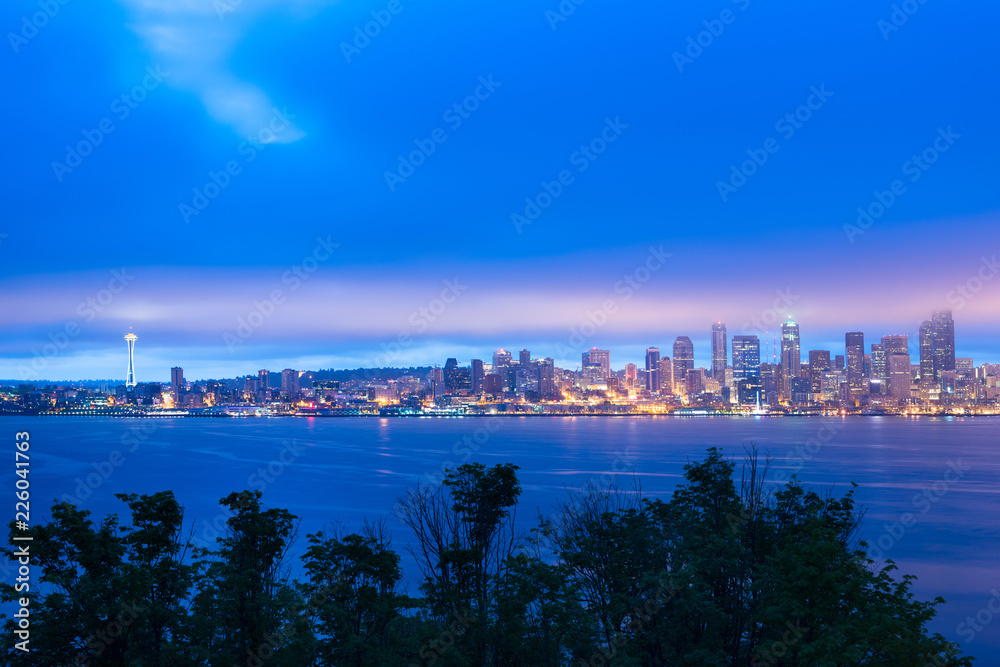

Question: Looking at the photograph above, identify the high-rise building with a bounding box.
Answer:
[845,332,866,400]
[170,367,184,402]
[519,348,531,368]
[870,344,886,391]
[258,369,271,393]
[711,321,727,379]
[673,337,694,385]
[780,318,801,399]
[624,363,637,390]
[281,368,300,398]
[493,349,512,370]
[658,356,674,394]
[931,310,956,379]
[918,320,935,382]
[124,331,138,389]
[582,348,611,379]
[808,350,831,394]
[888,353,912,403]
[471,359,485,393]
[834,354,845,370]
[732,335,760,381]
[645,347,660,392]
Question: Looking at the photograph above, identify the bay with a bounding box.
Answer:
[4,415,999,661]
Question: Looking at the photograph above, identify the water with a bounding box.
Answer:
[3,415,999,660]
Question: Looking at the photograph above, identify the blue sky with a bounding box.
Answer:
[2,0,998,381]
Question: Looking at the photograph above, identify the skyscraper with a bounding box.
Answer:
[918,320,935,382]
[170,366,184,402]
[658,356,674,394]
[889,353,912,403]
[931,310,956,379]
[672,337,694,385]
[258,369,270,393]
[281,368,300,397]
[808,350,831,394]
[519,348,531,368]
[845,332,866,400]
[780,318,801,399]
[124,331,138,389]
[645,347,660,392]
[732,335,761,381]
[582,348,611,379]
[711,321,727,379]
[471,359,485,393]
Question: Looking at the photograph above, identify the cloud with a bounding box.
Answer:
[118,0,333,142]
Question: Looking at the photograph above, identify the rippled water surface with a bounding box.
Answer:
[5,415,999,659]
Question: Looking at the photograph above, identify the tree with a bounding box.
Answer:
[396,462,522,665]
[301,519,415,665]
[183,490,312,666]
[0,491,196,666]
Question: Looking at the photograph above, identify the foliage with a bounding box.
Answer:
[1,451,975,666]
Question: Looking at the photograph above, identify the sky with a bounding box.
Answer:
[1,0,998,382]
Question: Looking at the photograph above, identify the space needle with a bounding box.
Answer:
[124,329,138,389]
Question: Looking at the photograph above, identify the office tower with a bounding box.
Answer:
[780,318,801,399]
[870,344,886,391]
[882,335,909,358]
[519,348,531,368]
[673,337,694,385]
[258,369,271,393]
[888,353,912,402]
[471,359,485,393]
[538,358,556,398]
[483,373,503,395]
[711,321,727,378]
[834,354,845,370]
[931,310,956,378]
[686,368,706,395]
[808,350,831,394]
[658,356,674,394]
[493,349,511,370]
[582,348,611,379]
[645,347,660,392]
[956,358,974,377]
[625,363,637,390]
[845,332,866,400]
[443,358,461,393]
[170,367,184,402]
[732,335,761,381]
[918,320,935,381]
[281,368,299,397]
[124,331,138,389]
[243,376,259,400]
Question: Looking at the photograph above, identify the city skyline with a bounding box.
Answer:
[2,1,998,383]
[7,308,986,385]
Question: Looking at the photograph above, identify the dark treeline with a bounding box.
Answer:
[2,448,974,666]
